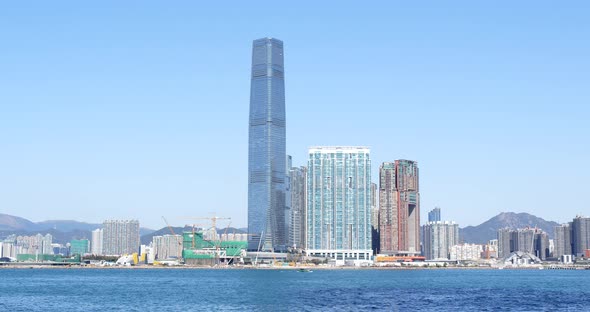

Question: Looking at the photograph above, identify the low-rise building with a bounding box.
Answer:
[449,244,483,261]
[70,239,90,256]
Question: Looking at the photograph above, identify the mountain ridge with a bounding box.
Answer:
[460,212,559,244]
[0,213,154,242]
[1,212,560,246]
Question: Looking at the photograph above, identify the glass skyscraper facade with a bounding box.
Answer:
[306,147,372,255]
[428,207,441,222]
[248,38,287,251]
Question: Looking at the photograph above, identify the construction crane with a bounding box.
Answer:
[219,221,232,246]
[181,216,231,232]
[161,216,176,235]
[183,223,207,248]
[161,216,182,247]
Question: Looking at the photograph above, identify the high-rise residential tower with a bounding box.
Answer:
[306,147,372,264]
[572,216,590,257]
[379,160,420,255]
[370,182,380,253]
[289,165,307,249]
[422,221,459,260]
[248,38,287,252]
[152,235,183,260]
[102,220,140,256]
[91,228,103,255]
[554,223,573,258]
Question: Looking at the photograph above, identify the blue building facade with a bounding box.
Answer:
[428,207,441,222]
[306,147,372,258]
[248,38,287,251]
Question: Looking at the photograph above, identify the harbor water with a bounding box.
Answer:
[0,268,588,311]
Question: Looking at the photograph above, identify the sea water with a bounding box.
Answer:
[0,268,588,311]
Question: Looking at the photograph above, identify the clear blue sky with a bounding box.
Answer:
[1,1,588,229]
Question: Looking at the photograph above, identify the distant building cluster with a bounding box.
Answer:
[553,216,590,260]
[497,227,549,260]
[0,234,52,258]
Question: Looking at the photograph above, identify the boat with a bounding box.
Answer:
[297,268,312,273]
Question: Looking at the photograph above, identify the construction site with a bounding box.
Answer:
[157,216,249,266]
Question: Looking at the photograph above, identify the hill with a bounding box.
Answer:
[460,212,559,244]
[35,220,102,232]
[0,213,38,231]
[0,213,154,242]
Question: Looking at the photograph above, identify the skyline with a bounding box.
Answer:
[1,2,589,229]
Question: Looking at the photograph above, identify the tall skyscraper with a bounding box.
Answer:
[102,220,140,256]
[422,221,459,260]
[379,160,420,255]
[289,165,307,249]
[248,37,287,252]
[428,207,441,222]
[306,147,372,264]
[91,228,103,255]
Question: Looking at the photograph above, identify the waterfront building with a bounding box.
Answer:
[248,37,287,252]
[379,160,420,255]
[449,243,483,261]
[102,220,140,256]
[289,165,307,249]
[91,228,103,255]
[140,245,155,264]
[572,216,590,257]
[428,207,441,222]
[305,147,372,265]
[152,235,183,260]
[554,223,573,259]
[422,221,459,260]
[70,239,89,256]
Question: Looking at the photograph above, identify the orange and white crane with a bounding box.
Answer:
[161,216,182,247]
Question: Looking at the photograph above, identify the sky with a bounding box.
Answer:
[0,1,589,230]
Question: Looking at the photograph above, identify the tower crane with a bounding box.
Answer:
[161,216,182,247]
[181,216,231,232]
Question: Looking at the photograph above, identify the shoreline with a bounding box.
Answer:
[1,264,585,270]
